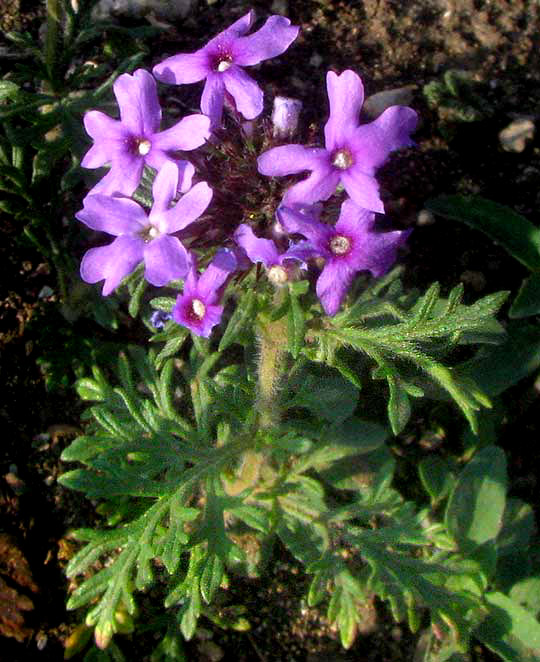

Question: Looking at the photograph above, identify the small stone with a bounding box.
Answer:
[499,118,535,153]
[363,85,416,119]
[309,53,323,67]
[93,0,193,20]
[460,270,486,292]
[197,640,224,662]
[417,209,435,226]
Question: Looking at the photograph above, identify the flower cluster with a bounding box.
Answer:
[76,10,417,336]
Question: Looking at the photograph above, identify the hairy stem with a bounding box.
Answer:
[256,316,288,429]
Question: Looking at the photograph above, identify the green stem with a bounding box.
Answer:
[256,316,288,429]
[45,0,62,90]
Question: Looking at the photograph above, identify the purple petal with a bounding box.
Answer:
[113,69,161,136]
[234,224,279,268]
[144,153,194,193]
[282,166,340,207]
[277,206,332,251]
[151,160,178,214]
[222,66,263,120]
[206,10,254,50]
[201,73,225,127]
[324,70,364,150]
[83,110,125,143]
[340,169,385,213]
[154,181,213,234]
[85,157,144,198]
[198,249,237,300]
[76,194,147,235]
[173,294,224,338]
[152,113,211,151]
[81,143,110,169]
[257,145,329,176]
[232,16,299,66]
[80,235,144,295]
[335,198,375,235]
[348,105,418,172]
[143,235,190,286]
[152,52,210,85]
[358,228,412,278]
[316,260,356,316]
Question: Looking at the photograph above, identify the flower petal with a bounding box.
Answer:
[335,198,375,235]
[324,70,364,150]
[201,73,225,127]
[277,206,332,252]
[151,160,178,215]
[76,194,147,235]
[83,110,125,142]
[348,105,418,172]
[340,169,385,213]
[233,16,299,66]
[257,145,329,176]
[222,66,263,120]
[234,224,279,267]
[143,235,190,286]
[152,113,211,151]
[81,143,110,169]
[206,10,255,50]
[316,259,355,316]
[85,156,144,197]
[153,51,210,85]
[80,235,143,295]
[198,248,237,300]
[283,166,340,207]
[358,227,412,278]
[159,181,213,233]
[113,69,161,136]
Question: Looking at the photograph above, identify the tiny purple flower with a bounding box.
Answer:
[172,249,237,337]
[150,310,172,329]
[258,70,417,214]
[234,224,310,286]
[81,69,211,196]
[76,161,213,295]
[271,96,303,140]
[152,10,299,128]
[278,199,411,315]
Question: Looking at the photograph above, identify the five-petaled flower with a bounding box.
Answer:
[234,223,309,286]
[278,199,411,315]
[153,10,299,128]
[172,249,238,337]
[258,70,417,213]
[81,69,211,196]
[76,161,213,294]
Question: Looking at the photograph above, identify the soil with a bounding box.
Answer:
[1,1,539,661]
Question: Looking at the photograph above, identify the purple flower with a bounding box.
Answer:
[152,10,299,128]
[278,199,411,315]
[76,161,213,295]
[172,249,237,337]
[81,69,211,196]
[234,223,308,286]
[150,310,173,329]
[271,96,303,140]
[258,70,418,213]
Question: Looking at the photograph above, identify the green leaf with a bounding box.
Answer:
[0,80,20,101]
[150,297,176,313]
[510,272,540,318]
[76,377,106,401]
[426,195,540,272]
[218,289,256,351]
[200,554,223,604]
[509,578,540,619]
[445,445,507,549]
[419,456,456,505]
[475,591,540,662]
[287,287,305,358]
[496,498,535,558]
[287,369,359,424]
[460,324,540,396]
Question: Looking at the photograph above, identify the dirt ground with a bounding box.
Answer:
[1,0,539,660]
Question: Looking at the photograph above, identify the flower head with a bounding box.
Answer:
[233,223,309,286]
[153,11,299,127]
[81,69,211,196]
[278,199,411,315]
[172,249,238,337]
[258,70,417,213]
[76,161,213,294]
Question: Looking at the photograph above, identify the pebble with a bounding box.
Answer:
[92,0,193,20]
[363,85,416,119]
[499,118,535,153]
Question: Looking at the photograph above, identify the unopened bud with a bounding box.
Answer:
[271,96,302,140]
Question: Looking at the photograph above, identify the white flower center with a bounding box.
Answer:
[191,299,206,319]
[137,139,151,156]
[148,226,160,239]
[268,265,288,285]
[217,58,232,72]
[331,148,353,170]
[330,235,351,255]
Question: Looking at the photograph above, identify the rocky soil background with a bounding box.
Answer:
[1,0,539,660]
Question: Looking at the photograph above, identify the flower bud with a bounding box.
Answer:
[271,96,302,140]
